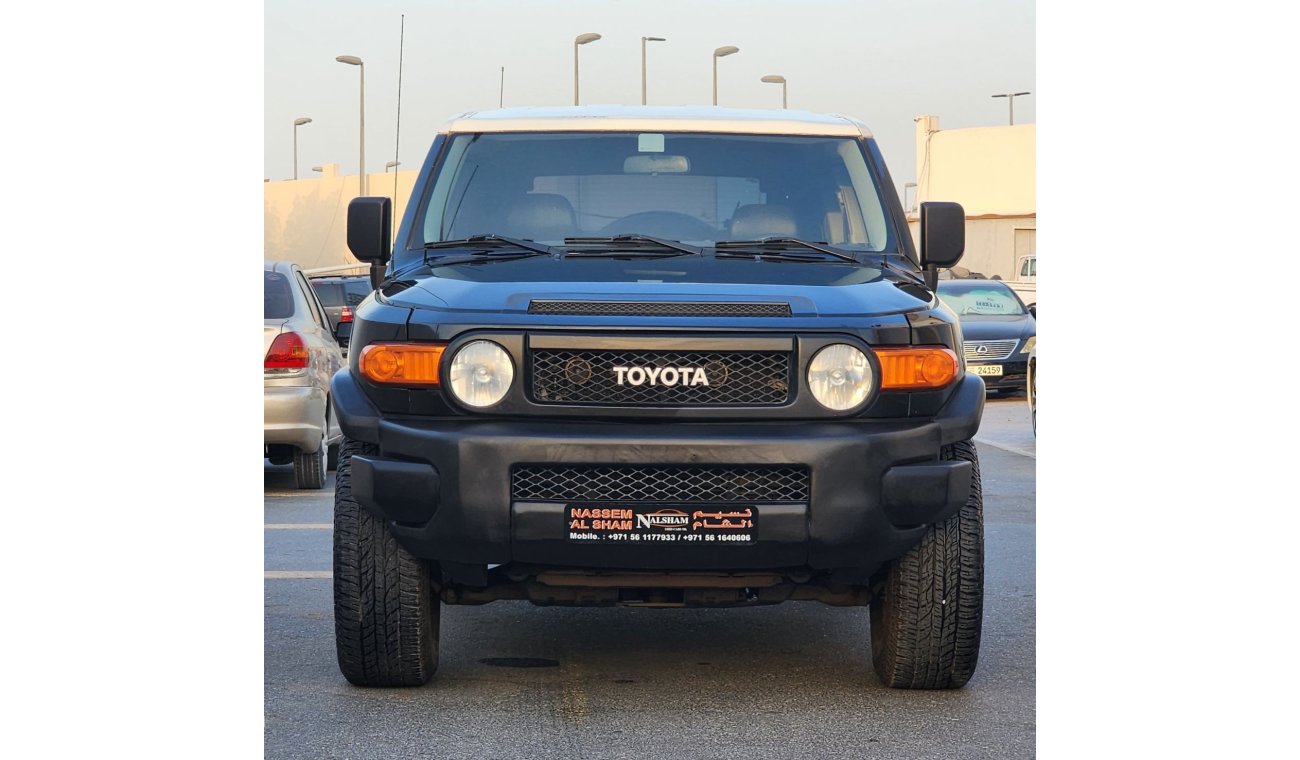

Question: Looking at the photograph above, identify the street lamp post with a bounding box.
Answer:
[573,33,601,106]
[760,75,787,109]
[641,36,666,105]
[991,91,1031,125]
[292,117,311,179]
[336,55,366,195]
[385,161,400,172]
[712,46,739,106]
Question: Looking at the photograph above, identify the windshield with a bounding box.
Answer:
[412,132,896,251]
[936,282,1027,316]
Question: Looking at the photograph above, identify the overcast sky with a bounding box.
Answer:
[265,0,1034,196]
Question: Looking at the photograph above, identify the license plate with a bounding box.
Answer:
[566,505,757,544]
[970,364,1004,377]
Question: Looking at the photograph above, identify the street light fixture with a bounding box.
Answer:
[573,33,602,106]
[712,46,739,106]
[991,91,1031,125]
[292,117,312,180]
[336,54,366,195]
[385,161,400,172]
[641,36,666,105]
[760,75,787,109]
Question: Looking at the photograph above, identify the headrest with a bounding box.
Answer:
[505,193,577,241]
[728,204,797,239]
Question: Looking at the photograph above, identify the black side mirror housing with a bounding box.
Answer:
[1028,304,1036,319]
[334,321,353,344]
[920,201,965,289]
[347,197,393,289]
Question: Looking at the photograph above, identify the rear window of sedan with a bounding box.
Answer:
[265,271,295,319]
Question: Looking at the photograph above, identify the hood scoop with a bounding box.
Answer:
[528,300,792,318]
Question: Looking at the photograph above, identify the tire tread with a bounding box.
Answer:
[333,438,439,686]
[870,439,984,689]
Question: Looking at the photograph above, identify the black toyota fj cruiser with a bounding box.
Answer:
[331,106,984,690]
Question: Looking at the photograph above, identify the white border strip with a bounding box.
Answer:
[264,571,332,580]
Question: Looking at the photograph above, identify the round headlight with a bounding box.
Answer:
[448,340,514,408]
[807,344,874,411]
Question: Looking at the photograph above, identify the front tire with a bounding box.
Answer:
[333,438,440,687]
[870,439,984,689]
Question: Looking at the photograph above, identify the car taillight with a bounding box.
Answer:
[265,331,309,369]
[340,306,354,323]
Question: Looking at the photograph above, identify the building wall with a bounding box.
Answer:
[264,164,418,270]
[909,116,1035,280]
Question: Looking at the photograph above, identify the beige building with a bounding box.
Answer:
[907,116,1035,280]
[264,164,418,270]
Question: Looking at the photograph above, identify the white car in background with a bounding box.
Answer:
[264,260,346,488]
[1006,254,1036,310]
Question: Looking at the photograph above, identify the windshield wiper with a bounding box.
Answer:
[714,238,859,263]
[422,234,556,260]
[563,235,703,257]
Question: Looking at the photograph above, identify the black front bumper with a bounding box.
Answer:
[331,371,984,573]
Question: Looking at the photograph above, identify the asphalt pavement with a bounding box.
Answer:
[265,394,1035,759]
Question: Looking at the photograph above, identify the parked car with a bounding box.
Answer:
[308,274,373,350]
[936,279,1036,393]
[264,260,346,488]
[329,105,986,690]
[1027,344,1036,434]
[1006,254,1036,309]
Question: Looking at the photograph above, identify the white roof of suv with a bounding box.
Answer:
[439,105,872,138]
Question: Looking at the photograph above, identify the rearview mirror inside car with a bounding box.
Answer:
[624,155,690,174]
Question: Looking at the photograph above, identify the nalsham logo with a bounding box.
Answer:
[636,509,691,530]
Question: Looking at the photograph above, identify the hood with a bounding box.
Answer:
[956,314,1035,342]
[382,256,933,318]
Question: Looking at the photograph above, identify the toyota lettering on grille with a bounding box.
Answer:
[612,365,711,387]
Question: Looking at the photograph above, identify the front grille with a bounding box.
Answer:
[512,465,809,503]
[529,300,792,318]
[963,339,1019,361]
[531,349,791,406]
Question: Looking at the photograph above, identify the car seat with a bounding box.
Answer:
[728,204,797,239]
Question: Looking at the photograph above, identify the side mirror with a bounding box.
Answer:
[334,321,353,344]
[920,201,965,289]
[347,197,393,289]
[1028,305,1036,319]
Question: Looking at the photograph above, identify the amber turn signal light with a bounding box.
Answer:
[875,347,961,390]
[358,343,447,387]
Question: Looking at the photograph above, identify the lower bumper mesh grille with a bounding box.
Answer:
[511,465,810,503]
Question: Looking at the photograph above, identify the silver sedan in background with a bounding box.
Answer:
[264,260,344,488]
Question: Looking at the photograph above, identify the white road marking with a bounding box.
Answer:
[974,436,1036,460]
[265,523,333,530]
[265,571,333,580]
